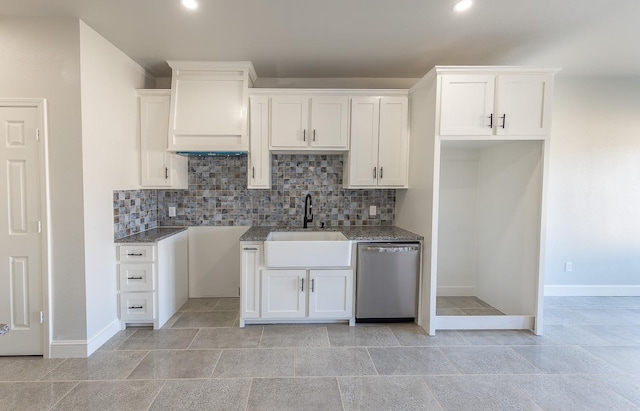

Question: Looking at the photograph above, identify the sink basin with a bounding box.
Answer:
[264,231,352,268]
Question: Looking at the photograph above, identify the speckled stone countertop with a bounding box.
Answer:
[239,226,423,242]
[114,227,187,244]
[0,324,8,336]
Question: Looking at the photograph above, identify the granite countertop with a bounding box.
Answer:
[239,226,423,242]
[114,227,187,244]
[0,324,8,336]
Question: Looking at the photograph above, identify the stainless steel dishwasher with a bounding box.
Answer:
[356,242,420,322]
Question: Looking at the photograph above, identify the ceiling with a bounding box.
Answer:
[2,0,639,79]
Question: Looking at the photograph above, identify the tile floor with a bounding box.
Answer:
[436,296,505,316]
[2,296,640,410]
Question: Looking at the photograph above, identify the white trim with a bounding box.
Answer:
[50,340,87,358]
[86,319,121,356]
[544,285,640,297]
[249,88,409,96]
[436,286,477,296]
[434,315,536,331]
[0,98,51,358]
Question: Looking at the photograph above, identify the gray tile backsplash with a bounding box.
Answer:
[114,154,395,239]
[113,190,158,239]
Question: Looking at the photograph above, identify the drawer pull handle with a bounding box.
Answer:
[128,276,143,280]
[488,113,493,128]
[128,305,144,309]
[301,278,304,292]
[127,253,144,257]
[500,114,506,129]
[303,129,306,141]
[243,247,258,251]
[311,279,315,292]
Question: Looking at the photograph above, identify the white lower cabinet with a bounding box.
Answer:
[116,231,188,329]
[260,269,353,321]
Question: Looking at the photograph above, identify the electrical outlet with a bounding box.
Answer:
[369,205,377,216]
[564,261,573,272]
[169,206,176,217]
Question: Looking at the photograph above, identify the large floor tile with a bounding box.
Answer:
[295,347,377,376]
[246,377,343,410]
[171,311,238,328]
[543,307,594,325]
[512,374,637,411]
[390,325,469,347]
[577,308,640,325]
[582,346,640,373]
[0,357,65,381]
[178,298,219,312]
[127,350,221,379]
[592,374,640,407]
[212,348,294,378]
[542,325,611,345]
[426,375,541,411]
[457,330,543,345]
[511,345,624,374]
[188,326,263,349]
[339,376,442,411]
[42,351,147,381]
[327,324,399,347]
[51,380,164,411]
[437,296,490,309]
[367,347,459,375]
[0,381,77,411]
[440,346,541,374]
[260,325,330,347]
[98,328,138,351]
[214,297,240,310]
[116,328,198,350]
[149,378,251,411]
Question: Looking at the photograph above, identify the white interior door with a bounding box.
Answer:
[0,104,44,355]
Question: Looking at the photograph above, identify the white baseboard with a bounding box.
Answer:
[86,319,121,356]
[544,285,640,297]
[436,286,476,296]
[50,340,87,358]
[50,319,121,358]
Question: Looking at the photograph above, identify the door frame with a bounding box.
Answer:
[1,98,51,357]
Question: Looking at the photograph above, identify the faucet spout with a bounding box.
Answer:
[303,194,313,228]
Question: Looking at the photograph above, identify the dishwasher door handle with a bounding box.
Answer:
[362,245,419,253]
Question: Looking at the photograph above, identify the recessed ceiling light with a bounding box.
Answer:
[181,0,198,10]
[453,0,472,12]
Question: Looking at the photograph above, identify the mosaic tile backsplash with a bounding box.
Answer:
[113,190,158,239]
[114,154,395,239]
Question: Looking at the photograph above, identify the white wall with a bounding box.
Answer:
[79,21,151,352]
[0,17,88,344]
[545,77,640,294]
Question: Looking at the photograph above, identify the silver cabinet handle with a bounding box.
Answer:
[243,247,258,251]
[311,279,315,292]
[127,252,143,257]
[380,167,383,179]
[128,305,143,309]
[165,167,168,180]
[303,129,306,141]
[373,167,377,179]
[127,276,143,280]
[313,129,316,141]
[252,167,255,179]
[301,278,304,292]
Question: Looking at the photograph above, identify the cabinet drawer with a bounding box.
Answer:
[120,292,154,321]
[118,245,155,262]
[119,263,155,292]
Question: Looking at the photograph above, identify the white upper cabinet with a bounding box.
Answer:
[138,90,187,189]
[270,94,349,150]
[167,61,256,152]
[248,95,271,189]
[439,71,554,138]
[346,95,409,188]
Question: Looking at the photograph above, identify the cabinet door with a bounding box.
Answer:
[248,96,271,189]
[439,75,495,136]
[347,97,379,187]
[308,270,353,319]
[377,97,409,187]
[310,96,349,149]
[241,244,262,319]
[495,74,553,136]
[261,270,306,318]
[139,91,187,189]
[270,96,309,148]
